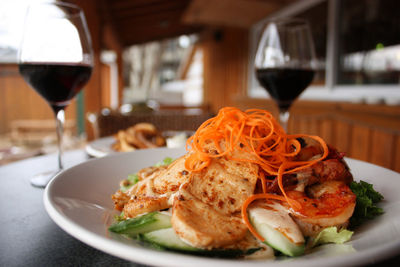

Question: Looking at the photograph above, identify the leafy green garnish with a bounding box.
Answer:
[120,157,174,192]
[120,173,139,192]
[154,157,174,167]
[349,180,384,228]
[311,227,353,247]
[114,211,125,222]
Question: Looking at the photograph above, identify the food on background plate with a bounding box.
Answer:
[112,123,166,152]
[109,107,384,259]
[165,132,189,148]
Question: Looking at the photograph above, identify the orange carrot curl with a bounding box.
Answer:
[184,107,329,241]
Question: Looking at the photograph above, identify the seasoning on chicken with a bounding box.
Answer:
[172,184,248,249]
[112,155,190,217]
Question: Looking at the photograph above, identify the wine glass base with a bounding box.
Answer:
[30,170,60,188]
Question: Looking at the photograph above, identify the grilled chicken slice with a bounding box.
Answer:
[171,150,259,249]
[151,156,190,195]
[111,190,131,211]
[127,155,189,197]
[184,154,259,215]
[137,165,167,181]
[123,196,170,218]
[171,185,248,249]
[112,155,190,217]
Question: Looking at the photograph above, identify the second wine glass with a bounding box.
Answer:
[254,18,316,132]
[18,2,93,187]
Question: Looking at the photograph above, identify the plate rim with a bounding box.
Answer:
[44,149,400,267]
[85,136,116,158]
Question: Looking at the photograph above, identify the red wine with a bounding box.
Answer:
[256,68,314,110]
[19,63,92,109]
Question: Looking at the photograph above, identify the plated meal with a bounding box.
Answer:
[108,107,384,259]
[112,123,166,152]
[112,123,190,152]
[86,123,189,158]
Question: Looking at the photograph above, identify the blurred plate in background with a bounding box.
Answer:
[85,131,192,158]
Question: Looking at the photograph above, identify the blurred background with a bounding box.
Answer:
[0,0,399,172]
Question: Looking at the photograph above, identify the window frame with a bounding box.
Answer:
[248,0,400,105]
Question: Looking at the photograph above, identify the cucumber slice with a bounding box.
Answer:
[108,212,171,236]
[249,206,305,257]
[142,228,200,252]
[142,228,263,258]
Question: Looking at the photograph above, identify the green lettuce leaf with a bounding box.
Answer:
[114,211,125,222]
[120,173,139,192]
[311,227,353,247]
[154,157,174,167]
[120,157,174,192]
[349,180,384,228]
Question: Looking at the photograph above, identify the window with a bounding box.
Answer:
[337,0,400,85]
[250,0,400,104]
[295,1,327,86]
[123,35,202,106]
[0,0,54,63]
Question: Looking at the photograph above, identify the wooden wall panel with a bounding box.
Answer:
[307,117,319,136]
[393,136,400,173]
[370,130,395,169]
[0,64,77,135]
[320,119,334,145]
[0,73,5,132]
[287,115,296,132]
[333,120,352,154]
[297,117,309,135]
[350,125,371,162]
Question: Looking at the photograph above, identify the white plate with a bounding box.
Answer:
[44,147,400,267]
[85,136,117,158]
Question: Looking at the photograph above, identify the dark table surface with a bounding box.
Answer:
[0,150,399,267]
[0,150,144,267]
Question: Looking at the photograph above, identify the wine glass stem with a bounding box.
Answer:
[54,109,65,171]
[279,109,290,133]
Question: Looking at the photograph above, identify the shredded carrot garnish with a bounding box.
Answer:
[260,172,267,194]
[184,107,329,241]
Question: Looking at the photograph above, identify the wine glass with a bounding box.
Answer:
[254,18,316,132]
[18,2,93,187]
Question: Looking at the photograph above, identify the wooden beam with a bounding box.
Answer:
[115,9,188,24]
[110,0,179,10]
[70,0,103,140]
[100,0,124,107]
[121,24,201,45]
[201,27,249,111]
[111,0,189,20]
[100,0,123,50]
[183,0,295,28]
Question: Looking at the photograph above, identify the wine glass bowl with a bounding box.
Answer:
[255,18,316,132]
[18,2,93,187]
